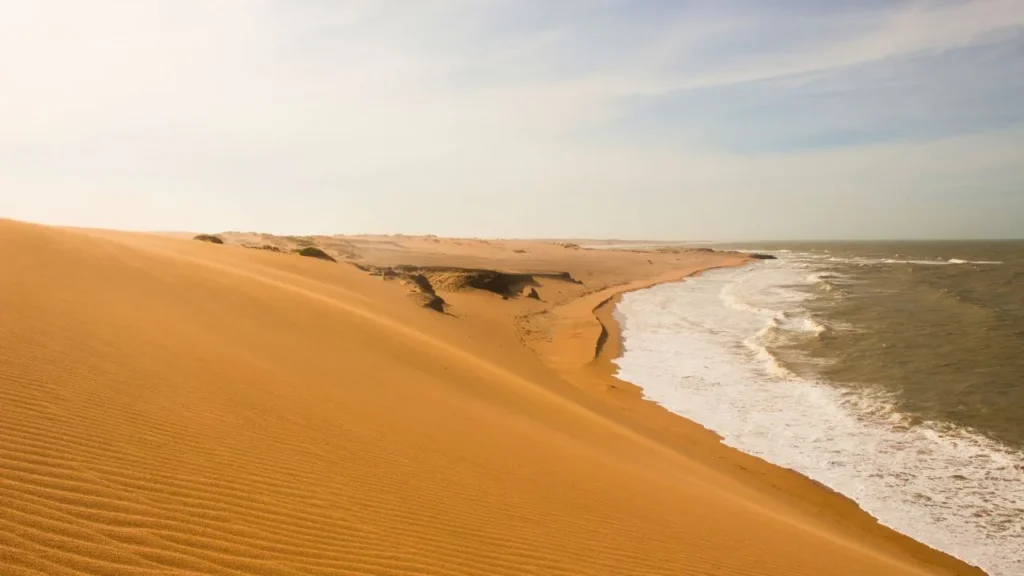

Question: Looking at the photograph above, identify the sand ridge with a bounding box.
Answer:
[0,220,983,575]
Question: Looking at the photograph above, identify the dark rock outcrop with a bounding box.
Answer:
[356,264,579,311]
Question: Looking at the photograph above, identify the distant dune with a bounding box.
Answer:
[0,219,982,575]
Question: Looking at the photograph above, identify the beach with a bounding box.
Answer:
[608,244,1023,575]
[0,219,986,575]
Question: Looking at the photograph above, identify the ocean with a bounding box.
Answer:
[612,241,1024,576]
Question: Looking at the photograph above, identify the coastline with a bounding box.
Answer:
[591,264,737,365]
[0,221,989,576]
[558,260,988,576]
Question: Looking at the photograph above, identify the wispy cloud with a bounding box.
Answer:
[595,29,1024,152]
[0,0,1021,239]
[637,0,1024,93]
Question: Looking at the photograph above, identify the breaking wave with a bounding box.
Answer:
[613,257,1023,576]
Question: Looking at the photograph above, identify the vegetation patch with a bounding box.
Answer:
[296,247,337,262]
[244,244,282,252]
[193,234,224,244]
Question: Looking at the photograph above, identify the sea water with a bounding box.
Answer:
[614,242,1024,575]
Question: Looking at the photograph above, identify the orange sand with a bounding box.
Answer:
[0,220,984,575]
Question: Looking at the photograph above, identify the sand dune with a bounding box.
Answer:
[0,220,982,575]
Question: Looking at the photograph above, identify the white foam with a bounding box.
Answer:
[944,258,1004,265]
[613,261,1024,576]
[822,256,1003,266]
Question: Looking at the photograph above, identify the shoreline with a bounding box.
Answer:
[590,264,735,366]
[560,259,988,576]
[2,220,990,576]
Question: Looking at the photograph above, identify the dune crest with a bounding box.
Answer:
[0,220,981,575]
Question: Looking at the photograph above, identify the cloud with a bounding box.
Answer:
[0,0,1021,239]
[613,0,1024,95]
[593,30,1024,152]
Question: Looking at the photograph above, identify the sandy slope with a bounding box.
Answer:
[0,220,982,575]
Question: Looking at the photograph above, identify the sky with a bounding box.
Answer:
[1,0,1022,240]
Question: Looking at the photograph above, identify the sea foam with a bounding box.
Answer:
[613,258,1023,576]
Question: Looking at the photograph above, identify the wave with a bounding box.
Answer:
[613,262,1023,576]
[937,258,1003,265]
[737,250,1003,267]
[723,250,1002,268]
[819,256,1004,266]
[803,271,848,294]
[805,271,847,282]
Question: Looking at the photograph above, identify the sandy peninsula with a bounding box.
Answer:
[0,219,984,575]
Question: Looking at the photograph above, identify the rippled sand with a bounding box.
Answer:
[0,220,982,575]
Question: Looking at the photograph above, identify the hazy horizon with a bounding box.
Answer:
[2,1,1022,240]
[22,219,1022,243]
